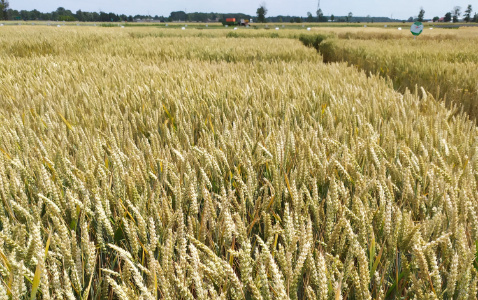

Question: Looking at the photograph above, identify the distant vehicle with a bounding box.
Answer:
[222,18,250,26]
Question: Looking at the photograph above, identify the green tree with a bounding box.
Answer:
[330,14,335,22]
[56,7,66,16]
[444,12,452,22]
[347,12,353,22]
[418,7,425,22]
[317,9,327,22]
[28,9,40,20]
[306,11,314,22]
[76,10,84,21]
[316,8,323,21]
[169,11,187,22]
[256,4,267,23]
[464,5,472,22]
[0,0,9,20]
[452,6,461,23]
[433,16,439,22]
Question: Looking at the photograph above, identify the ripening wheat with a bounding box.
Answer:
[0,26,477,299]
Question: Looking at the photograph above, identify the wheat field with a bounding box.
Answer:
[302,27,478,119]
[0,26,477,299]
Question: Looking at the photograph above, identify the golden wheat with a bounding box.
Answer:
[0,26,477,299]
[306,27,478,119]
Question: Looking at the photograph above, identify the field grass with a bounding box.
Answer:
[301,27,478,119]
[0,26,477,299]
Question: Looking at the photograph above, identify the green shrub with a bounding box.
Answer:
[226,31,239,38]
[299,33,331,50]
[269,32,279,38]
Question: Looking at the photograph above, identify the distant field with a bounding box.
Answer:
[0,26,477,299]
[300,27,478,119]
[0,20,461,29]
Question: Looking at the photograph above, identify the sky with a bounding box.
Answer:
[10,0,474,20]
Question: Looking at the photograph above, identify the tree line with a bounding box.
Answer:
[0,6,255,23]
[1,5,143,22]
[1,1,477,24]
[414,5,478,23]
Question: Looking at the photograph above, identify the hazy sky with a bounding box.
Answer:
[10,0,473,19]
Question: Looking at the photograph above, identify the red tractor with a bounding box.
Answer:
[222,18,250,26]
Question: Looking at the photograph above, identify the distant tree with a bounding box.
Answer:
[316,8,323,21]
[99,11,108,21]
[317,9,327,22]
[55,7,75,21]
[91,12,99,21]
[19,10,30,20]
[474,12,478,22]
[307,11,314,22]
[418,8,425,22]
[56,7,66,16]
[347,12,353,22]
[76,10,84,21]
[0,0,9,20]
[30,9,41,20]
[256,3,267,23]
[464,5,472,22]
[190,12,226,22]
[330,14,334,22]
[407,16,414,22]
[58,15,76,21]
[452,6,461,23]
[170,11,187,21]
[444,12,452,22]
[433,16,439,22]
